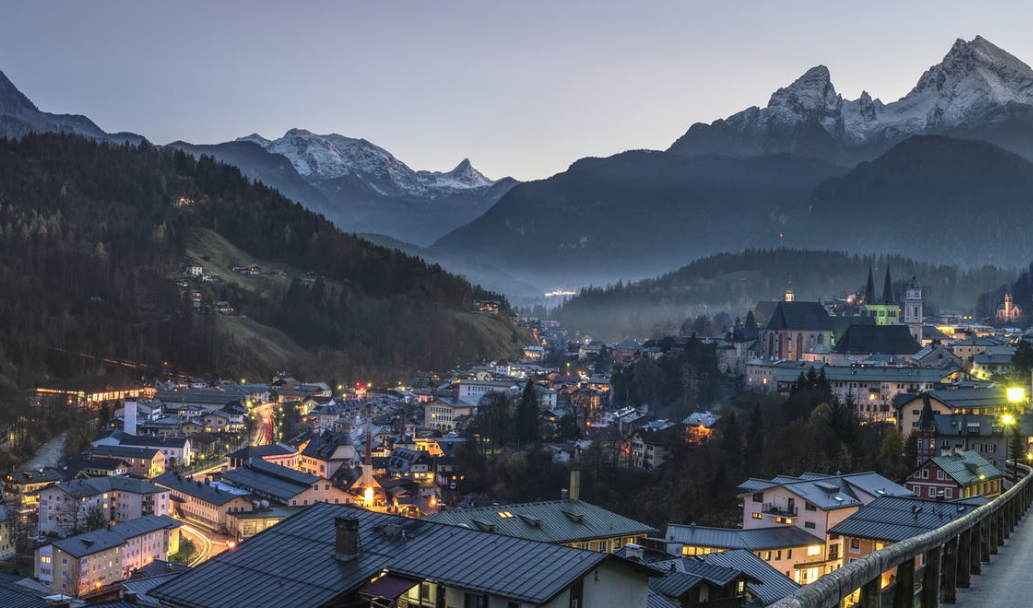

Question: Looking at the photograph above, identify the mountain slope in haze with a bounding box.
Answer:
[555,248,1014,341]
[434,150,846,280]
[0,68,142,145]
[175,129,518,246]
[807,135,1033,267]
[0,132,527,387]
[670,36,1033,163]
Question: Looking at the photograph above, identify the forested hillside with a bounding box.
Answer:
[0,133,527,388]
[556,249,1013,340]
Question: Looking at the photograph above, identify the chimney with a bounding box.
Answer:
[334,517,359,560]
[569,469,581,502]
[124,400,138,437]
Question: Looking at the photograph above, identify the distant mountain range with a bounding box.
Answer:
[172,130,517,245]
[0,70,142,145]
[436,36,1033,285]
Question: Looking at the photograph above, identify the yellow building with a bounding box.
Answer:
[35,514,181,596]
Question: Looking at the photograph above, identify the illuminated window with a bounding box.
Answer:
[807,545,821,556]
[498,511,513,518]
[752,513,763,520]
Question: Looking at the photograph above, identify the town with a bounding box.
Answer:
[0,265,1030,608]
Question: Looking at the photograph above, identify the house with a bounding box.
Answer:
[385,448,434,483]
[924,412,1033,473]
[896,388,1011,435]
[971,348,1017,380]
[89,445,166,478]
[658,550,801,607]
[912,344,963,369]
[0,506,15,560]
[79,457,129,477]
[427,473,656,553]
[298,430,360,478]
[225,505,302,541]
[614,339,641,362]
[648,557,756,608]
[682,412,721,445]
[183,264,203,276]
[657,524,825,585]
[522,345,546,360]
[35,515,181,596]
[756,301,833,362]
[827,495,979,589]
[737,472,914,581]
[905,450,1004,500]
[2,468,66,527]
[150,503,656,608]
[455,379,520,405]
[227,443,298,469]
[221,459,352,508]
[154,472,254,531]
[38,477,170,536]
[630,428,674,469]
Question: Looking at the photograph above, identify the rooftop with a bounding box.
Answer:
[828,496,978,543]
[738,472,914,510]
[662,524,823,551]
[52,515,180,558]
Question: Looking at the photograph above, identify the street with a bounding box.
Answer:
[179,521,234,566]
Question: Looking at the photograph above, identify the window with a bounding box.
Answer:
[807,545,821,556]
[805,502,816,511]
[764,551,772,561]
[752,513,763,520]
[850,539,860,552]
[946,488,953,499]
[920,469,929,479]
[804,521,816,529]
[928,487,936,498]
[752,493,764,503]
[464,593,487,608]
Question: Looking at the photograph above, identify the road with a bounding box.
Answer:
[953,511,1033,607]
[179,522,233,566]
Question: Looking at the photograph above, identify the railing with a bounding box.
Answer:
[763,503,799,517]
[770,462,1033,608]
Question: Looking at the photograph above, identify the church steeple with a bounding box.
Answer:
[865,266,876,304]
[881,266,894,304]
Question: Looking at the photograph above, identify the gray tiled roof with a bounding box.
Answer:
[150,502,651,608]
[828,496,977,543]
[831,324,921,355]
[738,472,913,510]
[227,443,296,460]
[52,515,180,558]
[155,472,250,506]
[763,302,832,331]
[425,499,656,543]
[663,525,822,550]
[930,451,1003,486]
[221,461,319,503]
[0,586,46,608]
[647,589,681,608]
[700,550,801,606]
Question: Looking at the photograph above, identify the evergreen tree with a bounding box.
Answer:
[515,380,540,447]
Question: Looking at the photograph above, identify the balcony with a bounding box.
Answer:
[762,503,798,517]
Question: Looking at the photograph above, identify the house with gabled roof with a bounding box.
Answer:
[648,557,756,608]
[150,502,657,608]
[905,450,1004,500]
[737,471,914,583]
[298,430,360,478]
[756,301,834,362]
[896,387,1011,435]
[221,459,351,508]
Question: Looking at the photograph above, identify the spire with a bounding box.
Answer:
[917,393,936,431]
[865,266,876,303]
[882,266,894,304]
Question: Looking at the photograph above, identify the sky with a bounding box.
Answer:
[1,1,1031,180]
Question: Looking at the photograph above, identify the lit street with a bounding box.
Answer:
[179,521,235,566]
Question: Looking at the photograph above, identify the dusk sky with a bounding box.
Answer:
[2,1,1030,180]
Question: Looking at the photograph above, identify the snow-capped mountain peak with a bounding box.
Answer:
[241,128,500,198]
[670,36,1033,160]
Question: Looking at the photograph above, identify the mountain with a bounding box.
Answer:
[807,135,1033,267]
[669,36,1033,162]
[434,149,845,282]
[0,68,142,145]
[555,248,1014,341]
[0,132,528,387]
[174,129,517,246]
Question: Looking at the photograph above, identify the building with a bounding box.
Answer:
[227,443,298,469]
[971,348,1017,380]
[920,412,1032,476]
[35,514,181,596]
[2,468,66,528]
[996,292,1022,322]
[682,412,721,445]
[426,474,655,553]
[298,430,360,478]
[89,445,166,478]
[154,472,253,531]
[896,388,1011,435]
[904,450,1003,500]
[221,459,352,508]
[756,302,834,362]
[828,324,921,364]
[862,266,899,326]
[648,557,756,607]
[98,434,192,467]
[827,496,979,590]
[657,524,825,584]
[904,276,923,342]
[0,506,15,560]
[38,477,170,536]
[456,379,520,405]
[150,502,656,608]
[630,428,674,469]
[225,505,302,541]
[737,472,914,581]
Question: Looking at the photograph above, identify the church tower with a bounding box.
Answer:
[863,266,898,325]
[783,278,795,302]
[904,276,923,342]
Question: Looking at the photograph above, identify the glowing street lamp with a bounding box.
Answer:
[1007,387,1026,405]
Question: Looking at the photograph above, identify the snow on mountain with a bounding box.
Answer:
[670,36,1033,158]
[236,128,497,198]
